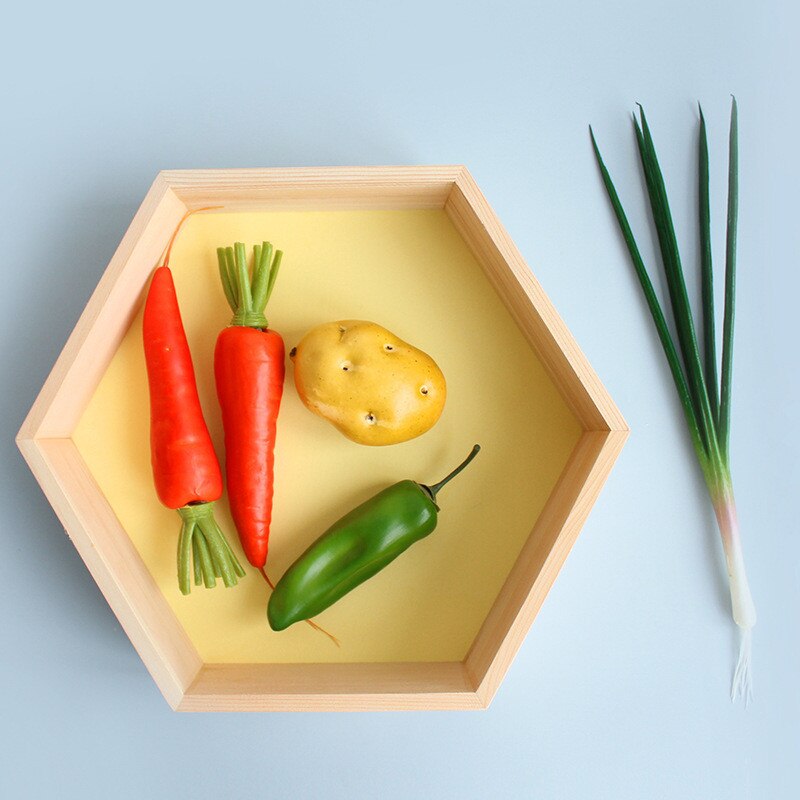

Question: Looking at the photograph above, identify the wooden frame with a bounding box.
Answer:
[17,166,627,711]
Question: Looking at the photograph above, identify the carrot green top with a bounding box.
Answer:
[217,242,283,329]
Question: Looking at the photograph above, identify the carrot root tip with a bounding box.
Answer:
[260,567,340,646]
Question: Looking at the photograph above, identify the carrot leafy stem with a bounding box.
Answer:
[218,241,283,329]
[176,502,244,595]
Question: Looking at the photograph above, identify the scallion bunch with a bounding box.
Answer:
[590,99,756,702]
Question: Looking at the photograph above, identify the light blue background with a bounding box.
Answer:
[1,2,797,798]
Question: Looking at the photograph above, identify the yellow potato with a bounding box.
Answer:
[290,320,446,445]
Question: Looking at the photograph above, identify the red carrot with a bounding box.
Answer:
[214,242,284,570]
[143,209,244,594]
[214,241,340,646]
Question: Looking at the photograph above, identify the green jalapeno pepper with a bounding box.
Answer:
[267,444,481,632]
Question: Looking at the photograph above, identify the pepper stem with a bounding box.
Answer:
[217,241,283,329]
[176,502,246,595]
[427,444,481,501]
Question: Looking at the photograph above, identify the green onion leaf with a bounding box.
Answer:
[590,127,705,457]
[698,104,720,422]
[719,97,739,458]
[633,106,721,464]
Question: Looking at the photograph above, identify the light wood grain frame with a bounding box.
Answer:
[17,166,627,712]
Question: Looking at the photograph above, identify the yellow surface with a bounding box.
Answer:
[73,210,581,664]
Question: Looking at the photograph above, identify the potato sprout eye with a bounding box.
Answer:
[383,344,394,351]
[420,386,429,395]
[341,361,353,372]
[365,413,376,424]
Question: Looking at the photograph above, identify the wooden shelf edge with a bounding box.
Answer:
[178,661,484,712]
[158,164,467,187]
[159,165,467,212]
[445,170,627,435]
[18,176,186,441]
[17,164,632,712]
[21,436,203,709]
[464,428,628,705]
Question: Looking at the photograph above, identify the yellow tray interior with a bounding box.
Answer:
[74,209,581,664]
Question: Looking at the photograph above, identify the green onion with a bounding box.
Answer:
[590,99,756,702]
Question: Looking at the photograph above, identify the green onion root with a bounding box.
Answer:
[710,480,756,702]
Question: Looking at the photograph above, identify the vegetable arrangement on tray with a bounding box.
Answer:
[139,103,754,699]
[142,210,473,642]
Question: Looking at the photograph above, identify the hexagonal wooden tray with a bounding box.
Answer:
[17,166,627,711]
